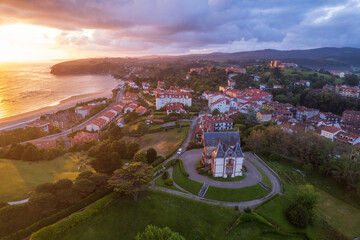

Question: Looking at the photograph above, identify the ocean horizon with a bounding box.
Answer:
[0,62,119,120]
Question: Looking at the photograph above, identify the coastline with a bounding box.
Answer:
[0,91,113,130]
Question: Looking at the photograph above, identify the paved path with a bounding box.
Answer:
[179,149,262,188]
[153,151,283,209]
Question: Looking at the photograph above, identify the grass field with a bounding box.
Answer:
[204,184,268,202]
[316,188,360,239]
[58,190,238,240]
[259,153,360,239]
[247,158,272,189]
[154,176,183,192]
[57,190,305,240]
[172,162,203,195]
[123,127,189,157]
[0,152,93,202]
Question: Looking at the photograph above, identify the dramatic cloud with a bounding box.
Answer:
[0,0,358,57]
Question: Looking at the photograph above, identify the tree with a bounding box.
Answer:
[133,150,147,162]
[127,142,140,159]
[247,130,266,153]
[108,162,152,202]
[22,143,41,161]
[286,202,312,228]
[344,74,359,86]
[135,225,185,240]
[72,179,96,197]
[28,193,56,217]
[6,143,25,160]
[212,109,220,116]
[295,184,319,210]
[108,123,122,139]
[272,67,283,78]
[146,148,157,164]
[54,179,73,190]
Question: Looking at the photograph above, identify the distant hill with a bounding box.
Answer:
[51,47,360,75]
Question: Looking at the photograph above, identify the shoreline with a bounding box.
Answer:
[0,91,113,130]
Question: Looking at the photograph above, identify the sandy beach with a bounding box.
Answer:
[0,91,113,130]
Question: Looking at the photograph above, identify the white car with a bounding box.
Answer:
[177,148,183,154]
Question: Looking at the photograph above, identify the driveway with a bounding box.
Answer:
[179,149,262,188]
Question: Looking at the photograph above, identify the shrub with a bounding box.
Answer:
[164,158,177,168]
[151,156,165,167]
[177,159,189,177]
[165,178,173,186]
[286,202,312,228]
[244,207,252,213]
[30,192,117,240]
[162,171,169,180]
[234,206,239,211]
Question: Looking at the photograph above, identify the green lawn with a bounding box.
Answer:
[259,153,360,239]
[204,184,268,202]
[207,174,246,182]
[55,190,304,240]
[154,177,183,192]
[123,127,189,157]
[247,158,272,189]
[0,153,93,202]
[172,162,203,195]
[316,188,360,239]
[255,195,330,240]
[58,190,238,240]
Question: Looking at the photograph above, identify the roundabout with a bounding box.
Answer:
[153,148,282,208]
[180,149,262,189]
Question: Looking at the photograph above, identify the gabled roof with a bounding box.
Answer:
[203,131,240,147]
[215,143,225,158]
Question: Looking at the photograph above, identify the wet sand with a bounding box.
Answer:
[0,91,113,130]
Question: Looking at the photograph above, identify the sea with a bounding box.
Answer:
[0,62,119,120]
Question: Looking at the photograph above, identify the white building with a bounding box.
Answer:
[75,105,94,118]
[321,126,342,141]
[201,132,244,178]
[209,98,230,113]
[155,90,192,110]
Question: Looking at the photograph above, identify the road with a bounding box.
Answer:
[152,115,283,209]
[179,149,262,188]
[153,152,282,209]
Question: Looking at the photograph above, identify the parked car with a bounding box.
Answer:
[177,148,183,154]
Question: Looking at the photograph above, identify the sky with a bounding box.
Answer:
[0,0,359,62]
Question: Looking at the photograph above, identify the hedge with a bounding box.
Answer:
[151,156,165,167]
[177,159,189,177]
[29,192,118,240]
[2,188,111,240]
[164,158,177,168]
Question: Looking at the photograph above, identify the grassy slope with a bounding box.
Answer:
[0,152,93,202]
[58,190,238,240]
[172,162,203,195]
[154,177,183,192]
[58,190,303,240]
[247,158,272,189]
[123,127,189,157]
[316,188,360,239]
[260,154,360,239]
[204,184,268,202]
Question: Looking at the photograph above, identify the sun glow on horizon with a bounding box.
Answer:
[0,23,66,62]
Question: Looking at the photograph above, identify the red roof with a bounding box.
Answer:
[26,119,49,128]
[89,118,107,127]
[322,126,341,134]
[29,138,57,149]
